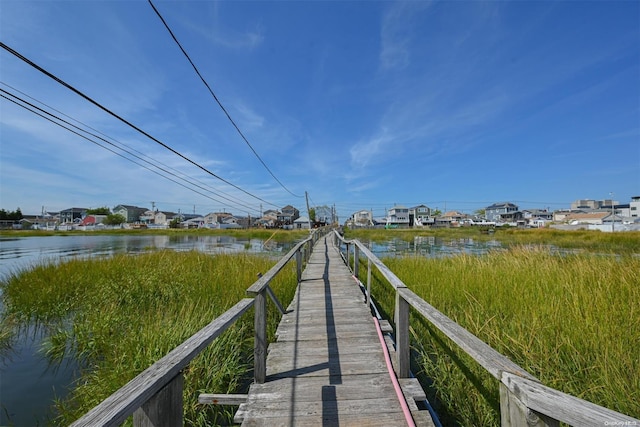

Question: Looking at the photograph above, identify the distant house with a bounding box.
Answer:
[631,196,640,218]
[350,210,373,227]
[293,216,311,230]
[255,210,280,228]
[485,202,519,222]
[79,215,107,226]
[313,206,333,226]
[113,205,147,223]
[441,211,467,224]
[409,205,432,226]
[563,212,609,225]
[386,206,409,227]
[59,207,87,224]
[278,205,300,226]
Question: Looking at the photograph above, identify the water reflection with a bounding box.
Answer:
[363,236,504,258]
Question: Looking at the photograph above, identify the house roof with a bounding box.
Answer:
[486,202,518,209]
[564,212,609,221]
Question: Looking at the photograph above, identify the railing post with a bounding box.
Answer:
[499,382,557,427]
[354,245,360,278]
[296,249,303,283]
[254,289,267,384]
[395,289,410,378]
[133,372,183,427]
[366,258,372,307]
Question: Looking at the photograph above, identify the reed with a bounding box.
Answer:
[1,250,298,426]
[379,247,640,425]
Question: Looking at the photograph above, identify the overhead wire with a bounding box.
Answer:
[0,41,281,210]
[0,87,262,215]
[148,0,304,199]
[0,81,257,212]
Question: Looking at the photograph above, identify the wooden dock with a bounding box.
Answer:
[235,235,424,426]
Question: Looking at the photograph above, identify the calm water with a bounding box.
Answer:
[0,234,502,425]
[0,234,296,426]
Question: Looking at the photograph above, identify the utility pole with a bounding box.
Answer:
[305,191,312,230]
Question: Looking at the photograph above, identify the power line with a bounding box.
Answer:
[1,87,263,215]
[148,0,303,199]
[0,41,280,210]
[0,81,258,212]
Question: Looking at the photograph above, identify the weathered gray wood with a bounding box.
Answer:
[246,237,311,295]
[398,378,427,402]
[265,284,287,315]
[500,382,552,427]
[239,235,413,427]
[398,287,535,381]
[501,372,638,426]
[366,257,372,306]
[395,292,410,378]
[133,373,183,427]
[198,393,248,405]
[71,298,254,427]
[254,289,267,384]
[354,244,360,278]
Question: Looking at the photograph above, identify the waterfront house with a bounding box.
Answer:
[113,205,147,223]
[485,202,519,222]
[386,205,410,227]
[278,205,300,226]
[409,205,432,226]
[59,207,87,224]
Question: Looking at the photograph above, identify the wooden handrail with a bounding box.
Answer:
[70,298,255,427]
[72,228,331,426]
[332,230,638,426]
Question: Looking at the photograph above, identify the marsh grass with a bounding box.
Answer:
[1,250,298,426]
[374,247,640,425]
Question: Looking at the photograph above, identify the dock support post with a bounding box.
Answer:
[254,289,267,384]
[395,291,410,378]
[133,372,183,427]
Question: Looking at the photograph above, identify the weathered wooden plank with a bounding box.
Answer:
[398,378,427,402]
[71,298,254,427]
[501,372,639,426]
[133,373,183,427]
[198,393,248,405]
[239,235,411,427]
[238,410,408,426]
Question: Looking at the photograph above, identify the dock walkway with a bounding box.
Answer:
[235,235,416,426]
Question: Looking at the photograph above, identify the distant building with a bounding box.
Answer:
[485,202,519,222]
[113,205,147,223]
[631,196,640,218]
[278,205,300,226]
[59,207,87,224]
[386,205,409,227]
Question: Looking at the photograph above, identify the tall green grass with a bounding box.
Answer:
[1,251,298,426]
[379,248,640,425]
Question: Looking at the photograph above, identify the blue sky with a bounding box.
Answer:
[1,1,638,220]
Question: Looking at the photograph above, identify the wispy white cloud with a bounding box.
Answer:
[379,2,431,71]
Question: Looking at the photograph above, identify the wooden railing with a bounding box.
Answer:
[71,229,326,427]
[333,230,639,427]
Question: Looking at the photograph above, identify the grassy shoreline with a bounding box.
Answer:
[1,251,298,426]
